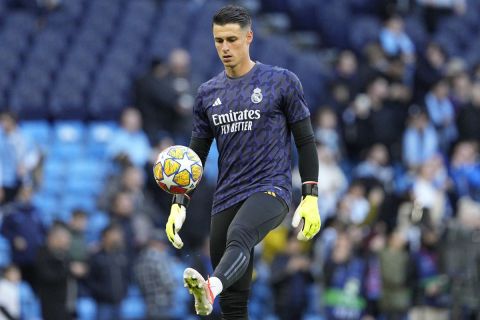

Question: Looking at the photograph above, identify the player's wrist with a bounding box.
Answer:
[172,193,191,208]
[301,181,318,198]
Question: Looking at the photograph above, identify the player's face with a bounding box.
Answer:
[213,23,252,69]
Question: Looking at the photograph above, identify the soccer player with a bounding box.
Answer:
[165,5,321,319]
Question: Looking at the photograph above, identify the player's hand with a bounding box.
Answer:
[166,204,186,249]
[292,195,321,241]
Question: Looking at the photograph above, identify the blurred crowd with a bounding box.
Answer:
[1,0,480,320]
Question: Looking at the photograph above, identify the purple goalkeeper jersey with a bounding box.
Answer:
[192,62,310,214]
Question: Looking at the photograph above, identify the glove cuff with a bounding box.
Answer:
[301,182,318,197]
[172,193,190,208]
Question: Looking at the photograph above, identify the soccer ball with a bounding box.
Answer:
[153,145,203,194]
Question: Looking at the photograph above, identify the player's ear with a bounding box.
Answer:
[246,30,253,44]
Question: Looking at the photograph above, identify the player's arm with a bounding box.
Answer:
[291,117,321,241]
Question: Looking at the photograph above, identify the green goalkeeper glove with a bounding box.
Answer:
[292,184,321,241]
[165,194,189,249]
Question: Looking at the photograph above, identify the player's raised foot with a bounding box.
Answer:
[183,268,214,316]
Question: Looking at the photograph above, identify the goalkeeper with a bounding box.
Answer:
[165,5,321,319]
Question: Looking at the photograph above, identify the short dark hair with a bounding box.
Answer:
[212,5,252,29]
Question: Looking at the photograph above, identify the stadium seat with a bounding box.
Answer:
[86,212,110,244]
[42,157,65,180]
[49,88,87,120]
[49,143,84,160]
[53,121,86,144]
[32,193,59,226]
[4,11,37,35]
[77,297,97,320]
[0,48,20,74]
[0,29,29,53]
[20,120,52,149]
[9,86,48,120]
[60,194,97,218]
[121,295,146,320]
[349,15,382,53]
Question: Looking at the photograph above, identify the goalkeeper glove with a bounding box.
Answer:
[292,182,321,241]
[166,194,190,249]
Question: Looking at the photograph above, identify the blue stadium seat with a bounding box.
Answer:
[53,121,86,144]
[77,297,97,320]
[121,295,146,320]
[0,48,20,74]
[86,212,110,243]
[20,120,52,149]
[317,2,351,48]
[0,29,29,54]
[70,159,107,180]
[4,11,37,35]
[9,86,48,120]
[49,88,87,120]
[49,143,85,160]
[65,49,100,73]
[16,67,52,91]
[88,90,127,120]
[32,193,58,226]
[349,16,382,53]
[60,194,97,218]
[34,30,68,54]
[42,158,65,180]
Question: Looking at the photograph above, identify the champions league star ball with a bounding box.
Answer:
[153,145,203,194]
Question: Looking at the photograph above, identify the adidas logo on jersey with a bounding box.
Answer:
[212,98,222,107]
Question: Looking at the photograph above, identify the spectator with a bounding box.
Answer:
[343,94,374,160]
[337,182,370,225]
[332,50,361,96]
[326,82,352,115]
[379,15,415,62]
[0,186,46,289]
[99,166,158,225]
[410,227,449,320]
[0,265,21,320]
[68,209,88,263]
[449,141,480,201]
[412,157,449,226]
[135,49,194,142]
[414,42,447,101]
[0,112,39,204]
[317,145,348,220]
[449,71,471,110]
[271,231,313,320]
[87,224,129,320]
[441,197,480,319]
[457,81,480,142]
[424,79,457,152]
[109,191,152,260]
[402,105,439,169]
[366,76,405,151]
[323,232,367,320]
[379,230,411,320]
[107,107,151,168]
[134,230,177,320]
[354,144,394,191]
[314,108,342,158]
[35,224,78,320]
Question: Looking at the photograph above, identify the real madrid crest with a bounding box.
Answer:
[251,87,263,104]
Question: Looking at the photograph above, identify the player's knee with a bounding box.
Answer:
[219,288,250,319]
[226,224,256,250]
